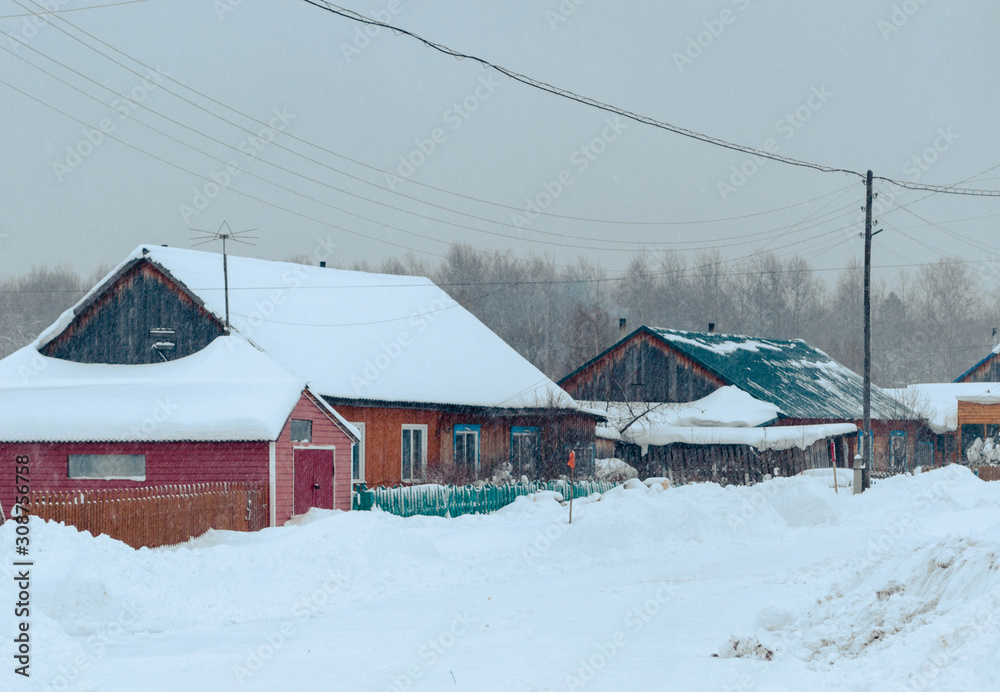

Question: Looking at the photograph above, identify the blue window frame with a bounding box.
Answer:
[454,424,481,474]
[511,426,540,476]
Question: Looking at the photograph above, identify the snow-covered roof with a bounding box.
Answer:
[954,342,1000,382]
[581,386,781,435]
[885,382,1000,433]
[643,328,907,421]
[0,334,358,442]
[622,423,858,455]
[36,246,577,411]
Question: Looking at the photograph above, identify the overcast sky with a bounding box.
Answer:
[1,0,998,285]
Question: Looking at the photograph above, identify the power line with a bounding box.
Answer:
[302,1,1000,201]
[0,0,151,18]
[14,0,853,230]
[6,2,866,260]
[874,176,1000,197]
[300,1,864,180]
[0,46,860,261]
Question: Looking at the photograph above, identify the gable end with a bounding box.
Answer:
[41,258,226,364]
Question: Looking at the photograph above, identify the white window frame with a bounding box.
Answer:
[454,424,481,476]
[350,422,366,484]
[401,424,428,482]
[67,454,146,481]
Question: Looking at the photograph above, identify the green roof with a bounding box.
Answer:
[645,327,907,421]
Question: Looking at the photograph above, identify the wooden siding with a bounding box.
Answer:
[956,353,1000,383]
[0,440,268,521]
[957,400,1000,425]
[41,259,225,364]
[330,403,596,486]
[617,437,846,486]
[956,401,1000,466]
[273,393,354,525]
[560,331,725,403]
[774,418,933,471]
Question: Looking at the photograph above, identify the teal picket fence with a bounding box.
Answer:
[352,480,620,518]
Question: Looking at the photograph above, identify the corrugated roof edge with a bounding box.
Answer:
[954,350,996,383]
[320,394,597,417]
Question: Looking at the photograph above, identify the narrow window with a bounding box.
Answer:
[511,426,541,477]
[351,422,366,483]
[68,454,146,480]
[454,424,481,475]
[401,425,427,481]
[290,419,313,443]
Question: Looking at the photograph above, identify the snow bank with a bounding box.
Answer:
[8,464,1000,691]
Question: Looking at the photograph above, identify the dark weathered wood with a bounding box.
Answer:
[560,330,724,403]
[41,259,225,364]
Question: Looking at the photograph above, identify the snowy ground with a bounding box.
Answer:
[5,466,1000,691]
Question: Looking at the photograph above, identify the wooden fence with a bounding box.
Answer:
[29,482,268,549]
[977,466,1000,482]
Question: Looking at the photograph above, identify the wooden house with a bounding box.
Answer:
[954,345,1000,383]
[0,334,358,528]
[561,326,931,476]
[28,246,595,487]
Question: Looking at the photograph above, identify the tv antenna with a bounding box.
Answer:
[190,222,257,333]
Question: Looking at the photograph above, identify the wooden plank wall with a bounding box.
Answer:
[28,481,268,548]
[41,260,224,364]
[561,331,724,403]
[617,439,839,486]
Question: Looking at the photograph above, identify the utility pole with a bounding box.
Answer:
[862,170,874,491]
[221,233,230,333]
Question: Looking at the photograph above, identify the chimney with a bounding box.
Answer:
[619,318,627,337]
[320,261,326,268]
[708,323,715,333]
[993,327,998,345]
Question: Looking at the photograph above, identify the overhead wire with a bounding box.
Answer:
[0,45,861,260]
[14,0,862,230]
[300,1,863,179]
[0,0,151,18]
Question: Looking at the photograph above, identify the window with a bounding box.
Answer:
[511,426,540,477]
[68,454,145,480]
[454,424,480,475]
[889,431,908,473]
[290,419,313,443]
[351,422,366,483]
[401,425,427,481]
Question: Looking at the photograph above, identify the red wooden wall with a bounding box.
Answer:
[0,440,268,521]
[0,392,356,526]
[272,393,354,525]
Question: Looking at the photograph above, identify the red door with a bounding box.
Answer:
[293,449,334,515]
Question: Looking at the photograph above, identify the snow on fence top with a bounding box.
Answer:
[884,382,1000,433]
[0,333,357,442]
[646,327,909,421]
[622,423,858,455]
[35,246,579,411]
[581,385,781,438]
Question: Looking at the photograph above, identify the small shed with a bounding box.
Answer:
[561,326,930,473]
[885,382,1000,467]
[0,335,358,535]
